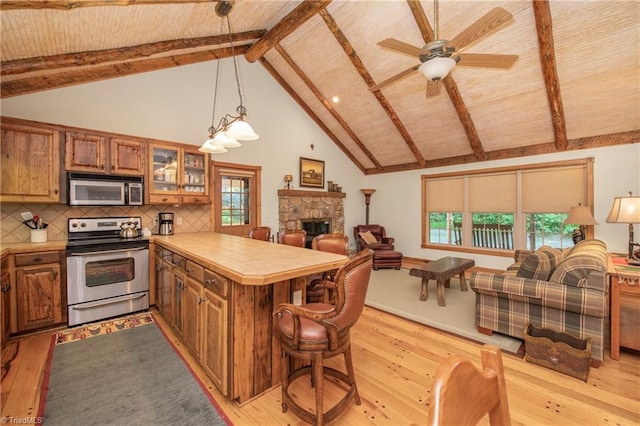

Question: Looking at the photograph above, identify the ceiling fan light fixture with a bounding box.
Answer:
[419,57,457,81]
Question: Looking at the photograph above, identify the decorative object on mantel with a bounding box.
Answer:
[284,174,293,189]
[563,203,598,244]
[327,181,342,192]
[606,191,640,265]
[300,157,324,188]
[361,189,376,225]
[199,0,258,154]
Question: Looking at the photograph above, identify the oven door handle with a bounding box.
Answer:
[67,247,147,256]
[70,293,147,310]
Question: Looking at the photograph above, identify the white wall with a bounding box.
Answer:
[2,60,638,267]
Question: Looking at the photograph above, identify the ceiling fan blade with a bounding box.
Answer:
[370,64,420,91]
[377,38,426,57]
[448,7,514,52]
[456,53,519,69]
[426,80,441,98]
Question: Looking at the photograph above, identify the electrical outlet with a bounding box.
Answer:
[176,217,183,225]
[292,290,302,306]
[153,218,159,227]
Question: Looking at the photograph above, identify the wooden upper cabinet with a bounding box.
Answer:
[110,138,145,175]
[65,132,145,176]
[0,121,61,203]
[148,143,208,204]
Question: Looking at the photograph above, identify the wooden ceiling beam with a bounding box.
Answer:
[1,30,265,76]
[0,1,215,10]
[319,9,427,168]
[407,0,488,162]
[532,0,568,151]
[364,130,640,175]
[274,44,381,170]
[1,44,250,98]
[259,56,367,174]
[244,0,331,63]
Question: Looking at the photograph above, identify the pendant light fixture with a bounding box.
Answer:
[200,1,259,154]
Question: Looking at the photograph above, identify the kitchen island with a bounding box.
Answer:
[152,232,348,403]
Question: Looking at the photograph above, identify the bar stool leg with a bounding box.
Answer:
[281,349,289,413]
[344,344,361,404]
[313,352,324,425]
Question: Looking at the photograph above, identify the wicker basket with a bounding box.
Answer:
[523,323,591,381]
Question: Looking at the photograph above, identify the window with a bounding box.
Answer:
[422,158,594,254]
[212,162,262,237]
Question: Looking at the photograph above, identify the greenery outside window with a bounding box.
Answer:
[221,176,250,226]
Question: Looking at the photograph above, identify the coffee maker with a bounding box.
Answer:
[158,212,174,235]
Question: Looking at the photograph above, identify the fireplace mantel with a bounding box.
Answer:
[277,189,345,198]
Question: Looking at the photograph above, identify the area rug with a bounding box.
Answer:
[53,312,154,345]
[366,268,523,355]
[38,315,231,426]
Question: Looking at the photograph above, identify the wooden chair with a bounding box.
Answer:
[248,226,271,241]
[307,233,349,303]
[428,345,511,426]
[273,249,374,426]
[278,229,306,247]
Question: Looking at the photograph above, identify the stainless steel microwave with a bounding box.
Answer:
[67,172,144,206]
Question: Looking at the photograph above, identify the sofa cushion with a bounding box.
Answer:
[516,246,564,281]
[549,239,607,288]
[359,230,378,244]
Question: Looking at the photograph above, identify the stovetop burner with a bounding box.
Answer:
[67,216,148,253]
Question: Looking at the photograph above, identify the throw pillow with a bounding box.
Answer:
[516,245,563,281]
[359,230,378,244]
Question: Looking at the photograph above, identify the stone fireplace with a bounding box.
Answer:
[278,190,346,244]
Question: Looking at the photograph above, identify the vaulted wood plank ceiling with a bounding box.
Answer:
[1,0,638,174]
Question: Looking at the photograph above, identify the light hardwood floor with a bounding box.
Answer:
[2,307,639,425]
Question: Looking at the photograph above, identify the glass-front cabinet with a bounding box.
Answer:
[148,143,209,204]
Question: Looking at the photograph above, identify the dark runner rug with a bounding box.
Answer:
[38,315,231,426]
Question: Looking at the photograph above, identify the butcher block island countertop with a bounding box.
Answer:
[153,232,348,285]
[152,232,349,403]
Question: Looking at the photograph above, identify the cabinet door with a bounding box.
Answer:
[65,131,107,173]
[182,149,208,197]
[173,268,185,336]
[110,138,145,175]
[0,122,61,203]
[154,255,164,313]
[160,260,174,324]
[182,278,202,358]
[149,144,181,197]
[16,263,63,332]
[1,268,10,346]
[201,287,228,395]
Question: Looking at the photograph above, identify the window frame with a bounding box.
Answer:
[421,158,594,257]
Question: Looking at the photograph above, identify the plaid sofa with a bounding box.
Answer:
[470,239,608,362]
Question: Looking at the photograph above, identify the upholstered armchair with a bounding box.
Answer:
[354,224,395,252]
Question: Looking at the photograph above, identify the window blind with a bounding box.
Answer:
[521,166,587,212]
[468,172,517,212]
[425,177,464,212]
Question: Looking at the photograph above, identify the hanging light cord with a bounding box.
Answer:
[225,13,246,115]
[208,21,223,134]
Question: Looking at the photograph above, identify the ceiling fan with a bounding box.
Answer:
[371,1,519,97]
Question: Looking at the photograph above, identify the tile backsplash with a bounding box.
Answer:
[1,203,211,243]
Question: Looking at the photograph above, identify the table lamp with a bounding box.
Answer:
[284,174,293,189]
[563,203,598,244]
[606,191,640,264]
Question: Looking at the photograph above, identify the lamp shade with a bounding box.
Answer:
[199,139,228,154]
[225,120,259,141]
[211,132,241,148]
[418,57,456,81]
[563,205,598,225]
[606,194,640,223]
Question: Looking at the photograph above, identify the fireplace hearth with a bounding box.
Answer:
[301,219,332,248]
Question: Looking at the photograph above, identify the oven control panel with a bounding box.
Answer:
[69,217,142,233]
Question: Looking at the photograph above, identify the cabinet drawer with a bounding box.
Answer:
[1,256,8,270]
[148,194,181,204]
[185,260,204,282]
[173,253,186,270]
[15,251,59,267]
[182,195,209,204]
[204,269,228,298]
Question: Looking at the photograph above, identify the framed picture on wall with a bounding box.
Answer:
[299,157,325,188]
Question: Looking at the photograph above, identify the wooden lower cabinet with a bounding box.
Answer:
[181,277,202,358]
[1,256,11,346]
[201,285,228,395]
[14,251,66,332]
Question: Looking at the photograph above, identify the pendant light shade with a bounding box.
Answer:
[224,120,259,141]
[211,132,241,147]
[419,57,457,81]
[198,139,228,154]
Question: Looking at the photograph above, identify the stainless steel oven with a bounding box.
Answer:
[66,217,149,326]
